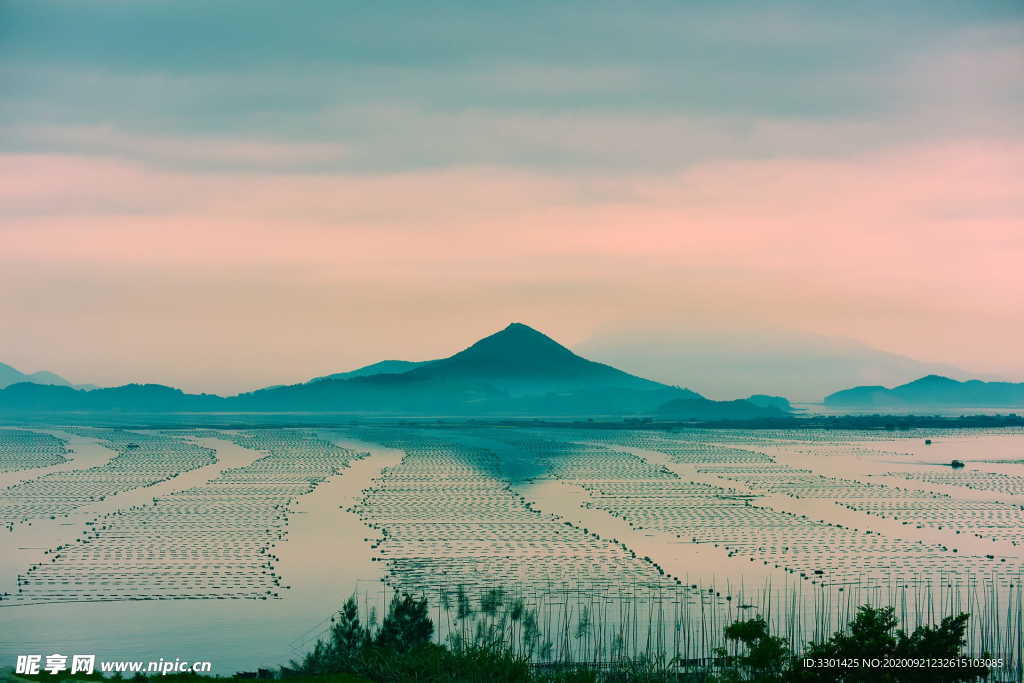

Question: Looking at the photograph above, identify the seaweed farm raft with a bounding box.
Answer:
[0,423,1022,674]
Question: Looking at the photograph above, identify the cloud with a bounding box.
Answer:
[3,11,1020,174]
[4,138,1020,266]
[4,126,348,171]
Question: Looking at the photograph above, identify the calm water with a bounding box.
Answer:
[1,425,1022,673]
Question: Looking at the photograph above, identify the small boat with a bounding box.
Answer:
[950,460,965,468]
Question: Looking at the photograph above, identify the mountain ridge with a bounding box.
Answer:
[0,362,96,391]
[656,397,789,420]
[825,374,1024,408]
[309,359,430,383]
[0,323,706,416]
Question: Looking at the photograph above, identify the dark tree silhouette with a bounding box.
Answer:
[375,593,434,654]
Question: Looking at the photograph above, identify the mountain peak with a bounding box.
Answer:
[901,374,959,387]
[394,322,670,393]
[498,322,557,339]
[450,323,577,366]
[504,322,537,333]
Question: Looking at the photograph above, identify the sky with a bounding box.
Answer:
[1,1,1022,397]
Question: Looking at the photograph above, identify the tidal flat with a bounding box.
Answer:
[0,423,1022,674]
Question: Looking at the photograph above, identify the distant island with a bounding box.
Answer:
[657,396,789,420]
[0,323,781,418]
[825,374,1024,408]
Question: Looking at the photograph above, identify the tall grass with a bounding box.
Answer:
[296,575,1023,680]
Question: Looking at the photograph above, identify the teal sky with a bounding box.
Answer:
[1,1,1022,395]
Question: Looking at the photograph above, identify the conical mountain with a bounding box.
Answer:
[425,322,583,374]
[233,322,700,414]
[391,322,668,394]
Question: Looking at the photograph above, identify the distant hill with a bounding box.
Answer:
[0,382,222,412]
[0,362,95,390]
[234,323,700,414]
[657,397,789,420]
[309,359,430,383]
[0,323,701,415]
[825,375,1024,408]
[746,394,792,412]
[577,328,971,402]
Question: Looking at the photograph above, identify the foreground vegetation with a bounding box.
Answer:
[283,590,997,682]
[7,591,1001,683]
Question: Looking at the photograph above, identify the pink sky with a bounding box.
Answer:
[2,136,1022,394]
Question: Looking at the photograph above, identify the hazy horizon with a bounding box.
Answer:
[3,2,1022,396]
[2,320,1018,403]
